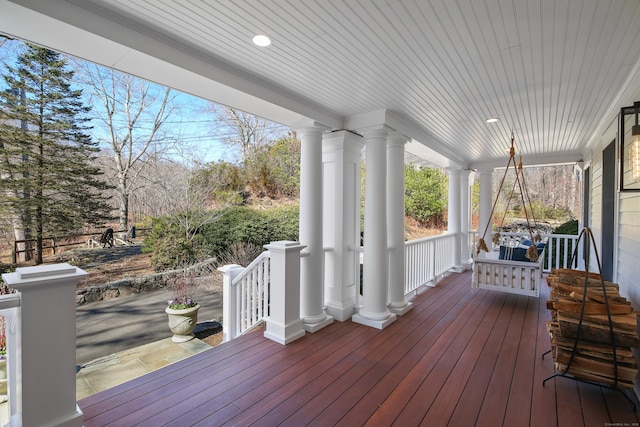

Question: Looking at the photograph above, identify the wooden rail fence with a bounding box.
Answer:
[11,227,149,264]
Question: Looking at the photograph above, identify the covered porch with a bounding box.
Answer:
[1,1,640,425]
[79,271,639,426]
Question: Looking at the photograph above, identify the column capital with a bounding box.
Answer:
[387,132,409,147]
[293,120,331,136]
[361,125,391,140]
[476,167,495,175]
[322,130,364,153]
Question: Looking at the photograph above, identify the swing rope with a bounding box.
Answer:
[512,155,540,260]
[518,154,542,243]
[476,132,540,261]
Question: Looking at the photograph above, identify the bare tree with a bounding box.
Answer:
[160,147,233,243]
[205,103,287,162]
[77,64,178,231]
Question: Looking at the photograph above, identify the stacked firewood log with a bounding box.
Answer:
[546,268,639,389]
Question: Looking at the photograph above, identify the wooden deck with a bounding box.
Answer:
[79,271,640,426]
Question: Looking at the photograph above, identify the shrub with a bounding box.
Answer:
[218,242,265,267]
[145,205,300,269]
[199,206,270,256]
[199,204,299,258]
[264,204,299,241]
[143,216,204,270]
[198,161,247,204]
[150,237,202,271]
[404,165,448,225]
[553,219,579,235]
[244,136,300,198]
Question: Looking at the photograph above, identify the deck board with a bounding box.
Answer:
[420,291,505,426]
[446,292,513,427]
[79,270,640,427]
[386,290,498,427]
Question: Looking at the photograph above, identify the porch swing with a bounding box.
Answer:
[471,132,547,297]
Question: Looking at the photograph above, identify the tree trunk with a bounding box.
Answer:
[12,216,27,262]
[118,186,129,232]
[34,205,43,265]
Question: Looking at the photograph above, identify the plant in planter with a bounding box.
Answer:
[0,315,5,359]
[0,282,13,360]
[165,268,201,342]
[0,283,13,396]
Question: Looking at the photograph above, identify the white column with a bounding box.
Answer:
[448,168,464,272]
[477,168,494,256]
[352,127,397,330]
[263,241,306,345]
[297,123,333,332]
[460,169,472,268]
[387,134,412,315]
[2,263,87,427]
[322,130,364,321]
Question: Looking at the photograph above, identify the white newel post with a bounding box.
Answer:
[477,168,494,257]
[297,123,333,332]
[352,127,397,330]
[387,134,412,315]
[219,264,244,342]
[448,168,464,272]
[2,263,87,427]
[263,241,306,345]
[322,130,364,321]
[460,169,472,268]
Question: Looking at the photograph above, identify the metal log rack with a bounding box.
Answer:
[542,227,637,411]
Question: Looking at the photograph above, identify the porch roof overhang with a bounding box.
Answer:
[2,0,640,170]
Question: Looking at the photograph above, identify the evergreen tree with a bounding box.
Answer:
[0,43,112,264]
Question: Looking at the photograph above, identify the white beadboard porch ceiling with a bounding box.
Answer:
[4,0,640,168]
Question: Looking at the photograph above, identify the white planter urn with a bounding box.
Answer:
[165,303,200,342]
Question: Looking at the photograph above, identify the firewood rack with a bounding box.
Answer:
[542,227,637,410]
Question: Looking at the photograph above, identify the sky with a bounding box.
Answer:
[0,37,289,165]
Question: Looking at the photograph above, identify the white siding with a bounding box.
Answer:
[586,109,640,309]
[618,193,640,306]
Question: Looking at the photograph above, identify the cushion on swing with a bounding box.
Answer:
[498,245,530,262]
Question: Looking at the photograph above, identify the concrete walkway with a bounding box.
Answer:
[75,285,224,399]
[76,285,223,364]
[76,336,212,400]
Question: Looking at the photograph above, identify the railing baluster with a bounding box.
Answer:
[402,233,456,294]
[221,251,273,339]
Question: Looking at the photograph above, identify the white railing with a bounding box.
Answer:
[0,293,20,425]
[404,232,456,295]
[223,251,271,340]
[472,231,581,273]
[543,233,582,272]
[220,231,581,344]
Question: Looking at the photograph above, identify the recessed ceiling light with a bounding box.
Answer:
[486,118,499,123]
[252,35,271,47]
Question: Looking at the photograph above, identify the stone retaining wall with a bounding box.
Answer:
[76,258,218,305]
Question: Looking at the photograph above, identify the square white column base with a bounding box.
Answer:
[389,302,413,316]
[263,318,306,345]
[39,405,83,427]
[325,302,356,321]
[303,315,334,333]
[352,313,397,330]
[450,265,467,273]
